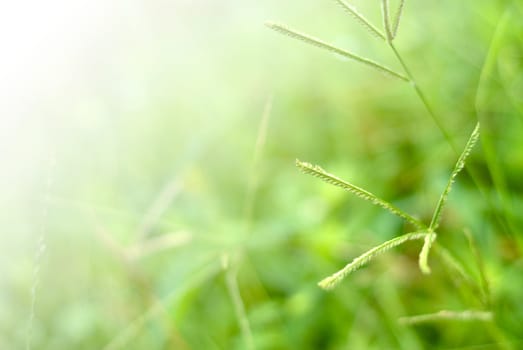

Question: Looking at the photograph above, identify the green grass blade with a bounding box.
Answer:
[418,233,437,274]
[380,0,393,42]
[391,0,405,39]
[265,22,409,81]
[296,159,425,229]
[463,228,491,306]
[331,0,386,40]
[433,244,483,299]
[318,232,430,290]
[399,310,493,325]
[225,265,254,350]
[429,123,480,230]
[244,94,273,233]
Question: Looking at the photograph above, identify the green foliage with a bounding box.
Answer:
[269,0,521,348]
[5,1,523,350]
[299,122,479,286]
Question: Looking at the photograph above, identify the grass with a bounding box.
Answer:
[4,1,522,349]
[267,0,519,348]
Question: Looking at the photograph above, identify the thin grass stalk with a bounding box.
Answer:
[244,95,273,235]
[225,265,255,350]
[126,231,192,260]
[475,9,519,238]
[388,42,456,146]
[137,178,183,240]
[399,310,493,325]
[463,228,491,307]
[388,41,509,236]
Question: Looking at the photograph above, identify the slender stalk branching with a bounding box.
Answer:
[318,232,430,290]
[265,22,409,81]
[267,5,495,341]
[299,122,480,288]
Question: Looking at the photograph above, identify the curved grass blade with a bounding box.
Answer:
[418,233,437,274]
[392,0,405,39]
[265,22,409,81]
[399,310,493,325]
[318,232,430,290]
[296,159,425,229]
[331,0,386,40]
[429,123,480,230]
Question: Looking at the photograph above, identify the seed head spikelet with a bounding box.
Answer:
[419,233,437,274]
[429,123,480,231]
[296,159,425,229]
[380,0,393,42]
[265,22,409,81]
[391,0,405,39]
[318,232,430,290]
[331,0,386,40]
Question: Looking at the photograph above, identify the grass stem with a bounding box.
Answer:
[225,266,255,350]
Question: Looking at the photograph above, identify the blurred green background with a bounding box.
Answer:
[1,0,523,349]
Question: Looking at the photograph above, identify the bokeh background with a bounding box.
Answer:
[1,0,522,349]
